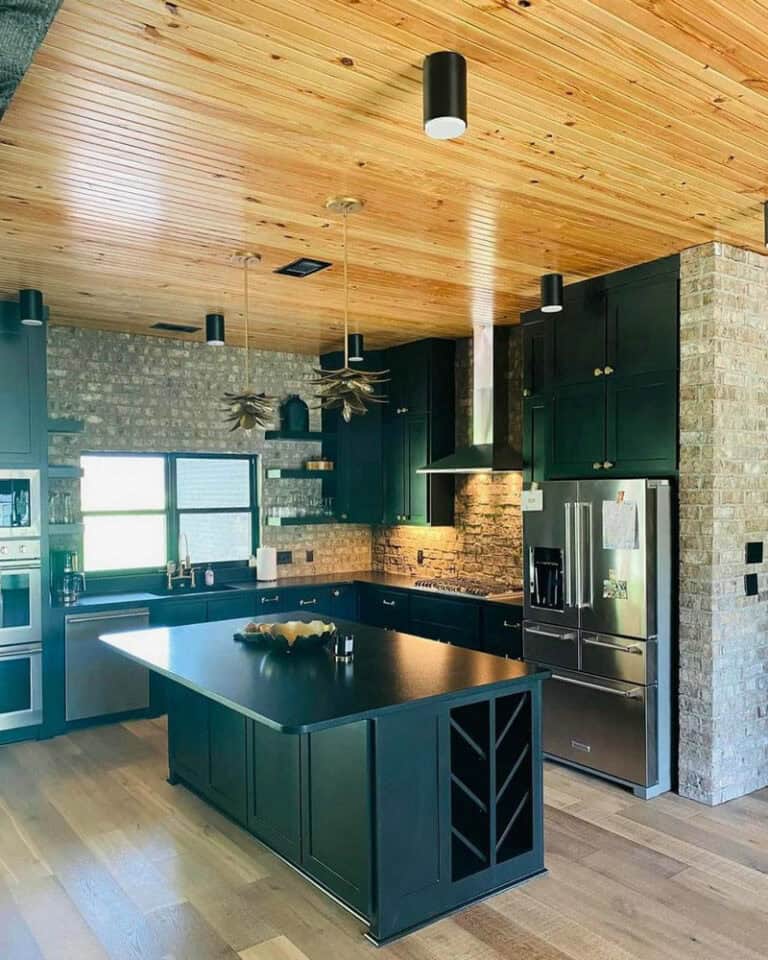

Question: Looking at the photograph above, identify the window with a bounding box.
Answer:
[81,453,259,572]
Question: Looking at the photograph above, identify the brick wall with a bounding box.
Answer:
[679,242,768,804]
[47,326,372,575]
[372,333,524,587]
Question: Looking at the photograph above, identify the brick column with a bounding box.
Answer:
[679,243,768,804]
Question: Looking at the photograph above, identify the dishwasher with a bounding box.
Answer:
[65,608,150,721]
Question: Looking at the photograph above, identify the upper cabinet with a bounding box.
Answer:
[522,257,679,481]
[0,302,46,467]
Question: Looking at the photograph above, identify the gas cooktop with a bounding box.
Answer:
[413,577,523,599]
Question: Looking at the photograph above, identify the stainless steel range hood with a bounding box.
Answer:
[418,323,523,474]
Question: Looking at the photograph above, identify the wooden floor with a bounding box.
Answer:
[1,719,767,960]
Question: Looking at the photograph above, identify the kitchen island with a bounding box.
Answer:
[101,613,549,945]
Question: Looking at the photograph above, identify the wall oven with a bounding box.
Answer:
[0,469,41,540]
[0,538,43,732]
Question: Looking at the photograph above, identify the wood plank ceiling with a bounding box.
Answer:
[0,0,767,354]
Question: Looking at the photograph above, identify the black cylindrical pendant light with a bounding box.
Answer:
[540,273,564,314]
[348,333,364,362]
[206,313,225,345]
[19,289,44,326]
[423,51,467,140]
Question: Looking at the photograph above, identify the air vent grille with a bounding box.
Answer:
[274,258,332,277]
[151,322,202,333]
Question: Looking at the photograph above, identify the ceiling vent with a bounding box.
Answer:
[150,322,202,334]
[274,257,332,277]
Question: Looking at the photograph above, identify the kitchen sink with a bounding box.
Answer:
[148,584,239,598]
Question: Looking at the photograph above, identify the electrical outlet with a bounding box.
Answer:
[417,549,424,565]
[306,550,314,562]
[745,573,759,597]
[276,550,292,565]
[746,541,764,564]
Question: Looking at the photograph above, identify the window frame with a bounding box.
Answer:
[80,451,262,576]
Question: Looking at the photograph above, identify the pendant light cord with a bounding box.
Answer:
[343,207,349,368]
[244,257,250,386]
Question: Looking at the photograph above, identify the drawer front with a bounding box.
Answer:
[541,667,657,787]
[409,595,479,631]
[359,586,410,631]
[281,586,332,615]
[207,594,258,623]
[255,591,289,614]
[581,633,655,685]
[483,604,523,659]
[523,621,579,670]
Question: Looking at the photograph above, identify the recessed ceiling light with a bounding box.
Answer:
[274,257,332,277]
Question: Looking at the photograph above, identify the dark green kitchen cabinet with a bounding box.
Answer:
[359,585,410,632]
[409,594,481,650]
[329,583,358,620]
[386,338,453,415]
[549,381,607,478]
[151,598,208,627]
[522,314,552,399]
[247,721,302,861]
[0,301,46,466]
[280,585,332,615]
[207,593,257,622]
[522,396,550,485]
[168,682,247,824]
[482,604,523,659]
[383,412,454,526]
[605,371,678,475]
[606,274,678,378]
[551,289,606,387]
[254,589,291,615]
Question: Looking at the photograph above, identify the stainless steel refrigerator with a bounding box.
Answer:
[522,478,671,799]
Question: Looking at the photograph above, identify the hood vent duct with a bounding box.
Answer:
[418,323,523,474]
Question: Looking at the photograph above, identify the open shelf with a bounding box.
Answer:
[48,418,84,434]
[48,464,83,479]
[264,430,332,442]
[265,468,333,480]
[265,516,336,526]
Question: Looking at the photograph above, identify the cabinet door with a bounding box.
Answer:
[606,274,678,377]
[248,721,302,862]
[606,371,678,476]
[409,595,480,649]
[151,599,208,627]
[404,414,428,524]
[330,584,358,621]
[383,418,406,524]
[386,341,429,415]
[0,308,43,464]
[208,701,248,824]
[549,382,606,479]
[168,682,209,792]
[359,586,410,632]
[281,586,332,616]
[254,590,291,615]
[207,593,257,622]
[551,292,606,387]
[523,396,550,485]
[522,315,552,398]
[334,412,383,524]
[482,604,523,659]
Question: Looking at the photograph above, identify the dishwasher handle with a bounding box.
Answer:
[65,608,150,625]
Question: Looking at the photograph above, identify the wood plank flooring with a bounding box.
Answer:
[1,718,766,960]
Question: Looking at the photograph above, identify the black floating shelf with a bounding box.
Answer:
[47,418,84,434]
[265,516,336,527]
[265,468,334,480]
[264,430,332,442]
[48,464,83,479]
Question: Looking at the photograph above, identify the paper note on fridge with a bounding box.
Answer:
[602,499,638,550]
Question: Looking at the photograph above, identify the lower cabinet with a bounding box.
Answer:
[247,721,302,861]
[281,585,332,616]
[207,593,258,622]
[150,599,208,627]
[358,585,410,631]
[482,605,523,659]
[167,682,248,823]
[329,583,358,620]
[409,594,481,650]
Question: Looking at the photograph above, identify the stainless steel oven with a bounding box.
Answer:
[0,642,42,731]
[0,540,42,648]
[0,469,41,540]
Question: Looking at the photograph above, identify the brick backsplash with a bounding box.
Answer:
[46,326,372,576]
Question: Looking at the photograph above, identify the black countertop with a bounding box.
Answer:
[101,612,546,734]
[54,570,523,614]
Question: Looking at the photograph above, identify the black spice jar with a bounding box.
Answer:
[280,394,309,434]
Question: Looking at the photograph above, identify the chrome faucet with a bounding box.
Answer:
[166,534,197,590]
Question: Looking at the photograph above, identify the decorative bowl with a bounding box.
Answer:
[234,618,337,654]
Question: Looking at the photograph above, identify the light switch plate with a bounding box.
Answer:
[745,573,759,597]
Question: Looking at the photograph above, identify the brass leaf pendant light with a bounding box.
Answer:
[222,252,277,432]
[310,197,389,422]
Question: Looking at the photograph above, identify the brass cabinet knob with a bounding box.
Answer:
[604,365,615,375]
[603,461,615,469]
[594,367,604,377]
[593,462,603,470]
[341,513,348,520]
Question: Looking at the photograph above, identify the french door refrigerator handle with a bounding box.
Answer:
[564,502,574,608]
[576,502,593,609]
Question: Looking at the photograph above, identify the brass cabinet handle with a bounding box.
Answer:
[603,365,614,375]
[593,367,604,377]
[382,599,396,607]
[603,461,615,469]
[593,462,603,470]
[299,598,317,606]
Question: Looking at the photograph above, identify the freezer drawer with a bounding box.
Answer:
[540,667,657,787]
[65,609,150,721]
[581,632,656,686]
[523,621,579,671]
